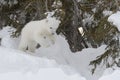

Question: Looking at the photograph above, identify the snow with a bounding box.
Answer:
[0,47,85,80]
[99,70,120,80]
[0,26,19,48]
[0,69,85,80]
[0,26,107,80]
[103,10,113,16]
[0,0,18,6]
[0,25,86,80]
[108,11,120,31]
[0,12,120,80]
[0,0,7,5]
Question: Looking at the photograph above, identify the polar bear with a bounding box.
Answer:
[18,17,60,52]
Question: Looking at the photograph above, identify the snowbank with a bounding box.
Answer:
[99,70,120,80]
[0,26,86,80]
[0,68,85,80]
[0,26,107,80]
[108,11,120,31]
[34,34,107,80]
[0,47,85,80]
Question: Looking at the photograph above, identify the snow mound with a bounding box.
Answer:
[108,11,120,31]
[99,70,120,80]
[0,47,85,80]
[0,26,107,80]
[0,68,85,80]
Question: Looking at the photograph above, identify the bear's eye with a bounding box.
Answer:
[50,27,52,29]
[43,36,46,39]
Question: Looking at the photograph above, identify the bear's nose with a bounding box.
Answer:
[52,33,54,35]
[50,27,52,29]
[43,36,46,39]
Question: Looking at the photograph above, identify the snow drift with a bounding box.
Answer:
[0,47,85,80]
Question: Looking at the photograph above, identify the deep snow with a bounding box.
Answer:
[0,46,86,80]
[0,26,106,80]
[99,69,120,80]
[0,11,120,80]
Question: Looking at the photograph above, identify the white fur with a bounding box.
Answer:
[18,18,60,52]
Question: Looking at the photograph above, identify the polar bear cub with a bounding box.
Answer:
[18,18,60,52]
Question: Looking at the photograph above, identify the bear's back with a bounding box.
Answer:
[22,19,50,34]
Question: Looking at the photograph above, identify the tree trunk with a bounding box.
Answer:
[57,0,88,52]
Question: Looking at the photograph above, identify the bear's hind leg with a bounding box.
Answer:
[18,39,28,52]
[28,40,37,52]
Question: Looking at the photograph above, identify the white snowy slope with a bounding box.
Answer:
[99,70,120,80]
[34,34,107,80]
[108,11,120,31]
[0,26,106,80]
[102,10,113,16]
[0,26,86,80]
[0,47,85,80]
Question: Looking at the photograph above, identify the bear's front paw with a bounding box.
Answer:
[51,40,55,45]
[42,44,50,48]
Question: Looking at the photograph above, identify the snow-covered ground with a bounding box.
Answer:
[0,11,120,80]
[0,26,107,80]
[99,70,120,80]
[0,46,86,80]
[0,27,86,80]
